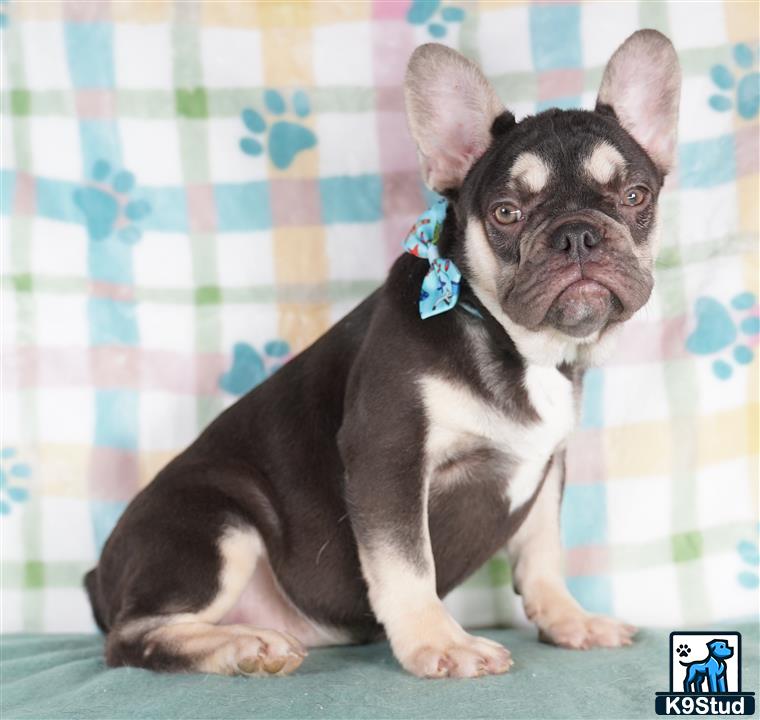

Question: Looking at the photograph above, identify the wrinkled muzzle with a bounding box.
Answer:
[503,212,654,338]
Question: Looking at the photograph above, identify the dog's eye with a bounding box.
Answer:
[622,186,648,207]
[492,204,523,225]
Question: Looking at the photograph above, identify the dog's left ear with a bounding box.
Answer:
[405,43,508,193]
[596,29,681,175]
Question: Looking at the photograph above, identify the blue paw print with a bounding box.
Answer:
[737,527,759,589]
[0,447,31,516]
[407,0,465,38]
[73,160,152,244]
[708,43,760,119]
[686,292,760,379]
[240,90,316,170]
[0,0,9,29]
[219,339,291,396]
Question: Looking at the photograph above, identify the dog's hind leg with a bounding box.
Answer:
[683,666,697,693]
[112,619,307,676]
[106,527,306,676]
[106,528,306,675]
[693,673,706,694]
[89,487,308,678]
[106,526,307,675]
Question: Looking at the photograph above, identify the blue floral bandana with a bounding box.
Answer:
[402,198,462,319]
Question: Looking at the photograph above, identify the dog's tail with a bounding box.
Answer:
[84,568,109,633]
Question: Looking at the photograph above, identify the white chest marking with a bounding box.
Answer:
[420,366,575,510]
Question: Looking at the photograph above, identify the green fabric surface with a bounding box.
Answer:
[2,625,758,720]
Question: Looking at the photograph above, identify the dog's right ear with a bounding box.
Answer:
[405,43,508,193]
[596,30,681,175]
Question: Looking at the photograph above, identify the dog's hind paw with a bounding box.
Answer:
[233,629,307,676]
[538,613,636,650]
[196,627,307,677]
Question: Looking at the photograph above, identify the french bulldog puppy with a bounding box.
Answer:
[86,30,680,679]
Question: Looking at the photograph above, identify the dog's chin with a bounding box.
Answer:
[543,279,619,339]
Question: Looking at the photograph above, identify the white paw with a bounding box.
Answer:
[400,633,513,679]
[224,628,307,676]
[539,613,636,650]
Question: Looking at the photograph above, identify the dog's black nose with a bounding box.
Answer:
[551,223,601,258]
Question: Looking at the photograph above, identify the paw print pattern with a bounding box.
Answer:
[0,447,31,516]
[406,0,465,38]
[709,43,760,119]
[219,339,291,397]
[676,644,691,658]
[240,90,316,170]
[686,292,760,379]
[73,160,152,244]
[737,529,759,589]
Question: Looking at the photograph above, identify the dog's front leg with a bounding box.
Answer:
[507,452,636,649]
[345,460,512,678]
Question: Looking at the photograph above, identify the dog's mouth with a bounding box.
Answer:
[503,257,652,339]
[544,278,619,338]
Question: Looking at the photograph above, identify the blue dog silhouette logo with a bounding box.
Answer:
[655,631,755,715]
[680,638,733,693]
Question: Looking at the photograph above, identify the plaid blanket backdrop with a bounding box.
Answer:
[1,0,758,634]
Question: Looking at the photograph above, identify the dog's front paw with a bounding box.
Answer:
[400,634,513,678]
[538,613,636,650]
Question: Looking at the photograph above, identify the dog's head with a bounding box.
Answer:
[708,639,734,660]
[404,31,681,364]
